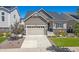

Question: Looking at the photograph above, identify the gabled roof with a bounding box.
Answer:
[38,8,53,19]
[0,6,17,13]
[24,8,53,22]
[25,8,53,20]
[24,11,49,23]
[24,8,79,22]
[2,6,16,10]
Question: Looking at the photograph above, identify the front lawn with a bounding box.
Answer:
[0,37,7,43]
[51,38,79,47]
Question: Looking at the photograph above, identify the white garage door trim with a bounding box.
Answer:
[26,25,47,35]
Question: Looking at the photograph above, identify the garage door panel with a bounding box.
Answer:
[26,25,46,35]
[28,28,44,35]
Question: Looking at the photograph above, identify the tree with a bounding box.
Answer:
[73,22,79,37]
[11,22,24,34]
[73,7,79,37]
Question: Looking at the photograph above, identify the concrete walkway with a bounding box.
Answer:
[21,35,52,49]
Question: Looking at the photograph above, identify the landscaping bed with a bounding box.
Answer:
[0,37,24,49]
[0,32,25,49]
[51,38,79,47]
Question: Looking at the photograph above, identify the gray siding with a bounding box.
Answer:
[67,20,76,29]
[53,21,67,29]
[25,16,47,25]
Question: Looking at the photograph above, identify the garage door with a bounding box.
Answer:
[26,25,46,35]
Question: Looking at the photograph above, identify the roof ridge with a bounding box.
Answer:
[0,6,17,11]
[65,13,79,22]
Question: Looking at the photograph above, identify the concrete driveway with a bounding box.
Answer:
[21,35,52,49]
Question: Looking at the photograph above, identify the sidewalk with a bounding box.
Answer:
[0,48,55,52]
[66,47,79,52]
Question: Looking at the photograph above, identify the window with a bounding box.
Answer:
[56,23,64,28]
[1,12,5,21]
[27,26,31,28]
[2,16,5,21]
[1,12,5,15]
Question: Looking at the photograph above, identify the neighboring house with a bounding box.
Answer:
[24,9,79,35]
[0,6,20,32]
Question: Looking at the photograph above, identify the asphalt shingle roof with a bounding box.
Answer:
[25,9,77,21]
[3,6,16,10]
[60,13,74,20]
[49,12,76,21]
[0,6,16,11]
[70,15,79,19]
[49,12,66,20]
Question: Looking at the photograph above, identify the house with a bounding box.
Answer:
[0,6,20,32]
[24,9,78,35]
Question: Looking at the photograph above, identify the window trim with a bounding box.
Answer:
[1,12,5,15]
[56,23,64,28]
[1,12,5,21]
[2,16,5,21]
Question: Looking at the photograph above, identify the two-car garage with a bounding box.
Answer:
[26,25,47,35]
[24,12,48,35]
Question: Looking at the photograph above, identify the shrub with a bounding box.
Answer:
[59,31,67,37]
[6,32,11,37]
[56,31,67,37]
[52,33,57,37]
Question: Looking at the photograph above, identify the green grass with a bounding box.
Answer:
[51,38,79,47]
[0,37,7,43]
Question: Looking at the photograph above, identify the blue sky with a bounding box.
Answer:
[17,6,78,18]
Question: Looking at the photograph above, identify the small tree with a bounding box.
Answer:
[73,22,79,37]
[16,25,24,34]
[11,23,24,34]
